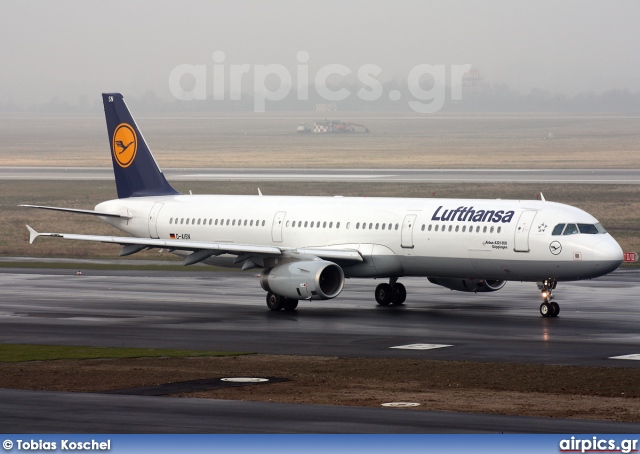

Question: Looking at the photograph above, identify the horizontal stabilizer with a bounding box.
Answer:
[20,205,132,219]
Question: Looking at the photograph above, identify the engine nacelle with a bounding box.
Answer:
[428,277,506,293]
[260,260,344,300]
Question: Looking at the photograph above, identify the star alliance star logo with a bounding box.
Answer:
[538,223,548,233]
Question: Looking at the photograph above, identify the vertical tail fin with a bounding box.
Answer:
[102,93,179,198]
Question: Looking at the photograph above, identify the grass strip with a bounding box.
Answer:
[0,344,252,362]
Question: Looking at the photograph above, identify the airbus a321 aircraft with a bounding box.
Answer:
[23,93,623,317]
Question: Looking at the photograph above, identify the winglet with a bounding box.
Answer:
[26,225,39,244]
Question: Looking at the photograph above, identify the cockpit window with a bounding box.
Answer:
[578,223,600,234]
[553,222,606,235]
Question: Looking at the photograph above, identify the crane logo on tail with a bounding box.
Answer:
[112,123,137,168]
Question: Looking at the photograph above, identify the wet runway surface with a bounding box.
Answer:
[1,268,639,366]
[1,267,639,432]
[2,167,640,184]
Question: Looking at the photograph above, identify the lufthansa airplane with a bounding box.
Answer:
[23,93,623,317]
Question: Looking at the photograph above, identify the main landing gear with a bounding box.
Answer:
[375,278,407,306]
[266,292,299,311]
[538,279,559,318]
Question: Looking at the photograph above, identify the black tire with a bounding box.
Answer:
[283,298,299,311]
[391,283,407,306]
[375,283,393,306]
[540,302,551,317]
[266,292,284,311]
[551,302,560,317]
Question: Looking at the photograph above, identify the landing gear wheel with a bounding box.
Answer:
[540,302,552,318]
[282,298,299,311]
[375,283,393,306]
[550,302,560,317]
[391,283,407,306]
[266,292,284,311]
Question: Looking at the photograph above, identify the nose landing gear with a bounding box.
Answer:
[538,279,559,317]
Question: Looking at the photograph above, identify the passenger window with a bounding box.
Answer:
[192,218,195,224]
[304,221,308,227]
[490,226,494,233]
[209,219,212,225]
[197,219,201,225]
[483,226,487,233]
[215,219,218,225]
[310,221,314,228]
[356,222,360,229]
[497,226,501,233]
[169,218,173,224]
[476,226,480,233]
[462,225,466,232]
[448,225,452,232]
[421,224,425,231]
[395,224,399,230]
[262,220,265,226]
[285,221,289,227]
[323,222,327,228]
[563,224,579,235]
[435,225,439,232]
[455,225,459,232]
[329,222,333,228]
[186,219,190,225]
[317,222,321,228]
[232,220,236,226]
[243,220,246,226]
[376,223,379,230]
[428,225,432,232]
[552,224,565,235]
[336,222,340,228]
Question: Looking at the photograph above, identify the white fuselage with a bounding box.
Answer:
[96,194,623,282]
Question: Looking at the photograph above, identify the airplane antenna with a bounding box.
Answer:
[539,192,545,202]
[189,190,193,195]
[258,188,263,196]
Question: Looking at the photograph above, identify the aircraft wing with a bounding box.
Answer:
[20,205,132,219]
[25,225,363,264]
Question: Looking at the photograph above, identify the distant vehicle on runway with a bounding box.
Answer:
[23,93,622,317]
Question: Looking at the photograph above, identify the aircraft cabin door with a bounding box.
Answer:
[401,214,417,249]
[148,202,164,239]
[514,210,538,252]
[271,211,286,242]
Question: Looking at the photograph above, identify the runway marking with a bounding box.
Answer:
[390,343,453,350]
[381,402,421,408]
[609,354,640,361]
[221,377,269,383]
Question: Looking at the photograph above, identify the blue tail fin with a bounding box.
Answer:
[102,93,179,198]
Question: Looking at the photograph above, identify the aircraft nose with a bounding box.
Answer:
[593,237,623,272]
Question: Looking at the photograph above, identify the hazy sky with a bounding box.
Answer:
[1,0,639,106]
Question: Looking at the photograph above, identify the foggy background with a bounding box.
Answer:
[1,0,639,112]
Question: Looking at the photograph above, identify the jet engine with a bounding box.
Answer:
[428,277,506,293]
[260,260,344,300]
